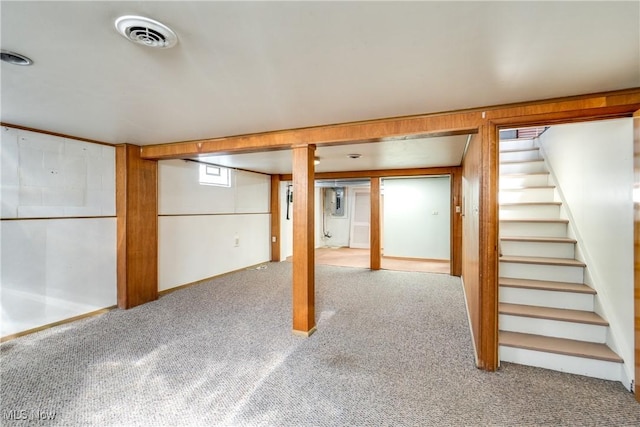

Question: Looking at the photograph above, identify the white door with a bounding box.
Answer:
[349,189,370,248]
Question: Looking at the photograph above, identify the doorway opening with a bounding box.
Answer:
[310,176,451,274]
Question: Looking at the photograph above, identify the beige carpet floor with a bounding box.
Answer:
[2,262,639,426]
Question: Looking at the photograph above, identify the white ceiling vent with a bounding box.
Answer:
[115,16,178,49]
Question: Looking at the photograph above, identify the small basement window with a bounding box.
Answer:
[199,164,231,187]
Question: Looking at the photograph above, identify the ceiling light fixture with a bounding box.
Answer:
[347,154,362,159]
[1,50,33,66]
[314,157,321,165]
[114,16,178,48]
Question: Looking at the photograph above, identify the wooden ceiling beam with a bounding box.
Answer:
[140,112,480,159]
[140,88,640,160]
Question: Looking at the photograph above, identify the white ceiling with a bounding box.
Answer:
[1,1,638,172]
[196,134,469,175]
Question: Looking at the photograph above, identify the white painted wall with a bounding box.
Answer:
[315,187,323,249]
[383,177,451,259]
[1,127,115,218]
[158,160,271,290]
[1,126,116,337]
[279,181,293,260]
[279,183,327,259]
[538,118,634,385]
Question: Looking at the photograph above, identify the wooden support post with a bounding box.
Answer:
[370,177,382,270]
[270,174,281,262]
[478,123,499,371]
[115,144,158,309]
[292,145,316,336]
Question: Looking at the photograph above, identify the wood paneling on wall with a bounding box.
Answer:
[450,166,463,277]
[271,175,281,262]
[116,144,158,309]
[370,177,382,270]
[461,134,481,362]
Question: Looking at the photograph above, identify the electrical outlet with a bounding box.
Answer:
[234,235,240,247]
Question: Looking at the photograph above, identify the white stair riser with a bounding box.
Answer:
[499,262,584,283]
[500,221,568,238]
[500,161,547,174]
[500,150,541,163]
[500,240,575,258]
[499,287,594,311]
[500,204,560,219]
[499,187,556,203]
[500,174,550,188]
[499,139,536,151]
[499,346,622,382]
[500,314,606,343]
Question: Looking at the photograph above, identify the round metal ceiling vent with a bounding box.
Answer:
[1,50,33,66]
[114,16,178,49]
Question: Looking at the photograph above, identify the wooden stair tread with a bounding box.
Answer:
[500,186,555,191]
[499,277,595,294]
[500,147,540,153]
[500,255,586,267]
[501,172,549,177]
[500,331,622,363]
[500,201,561,206]
[500,236,577,243]
[500,159,545,165]
[499,303,608,326]
[500,218,569,224]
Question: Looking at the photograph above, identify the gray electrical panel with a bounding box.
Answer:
[325,187,346,217]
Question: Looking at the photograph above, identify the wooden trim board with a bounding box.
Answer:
[0,306,116,343]
[634,109,640,399]
[270,175,281,262]
[370,177,381,270]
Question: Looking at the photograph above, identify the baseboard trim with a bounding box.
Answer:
[292,326,317,337]
[1,306,116,343]
[158,262,271,296]
[460,276,480,367]
[382,256,449,263]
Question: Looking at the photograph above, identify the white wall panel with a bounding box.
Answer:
[539,118,633,382]
[158,160,235,214]
[235,169,270,213]
[1,126,115,219]
[158,160,272,289]
[383,177,451,259]
[1,218,117,337]
[2,127,21,217]
[1,126,117,338]
[280,181,293,260]
[158,214,270,290]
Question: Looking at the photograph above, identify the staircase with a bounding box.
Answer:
[498,137,624,382]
